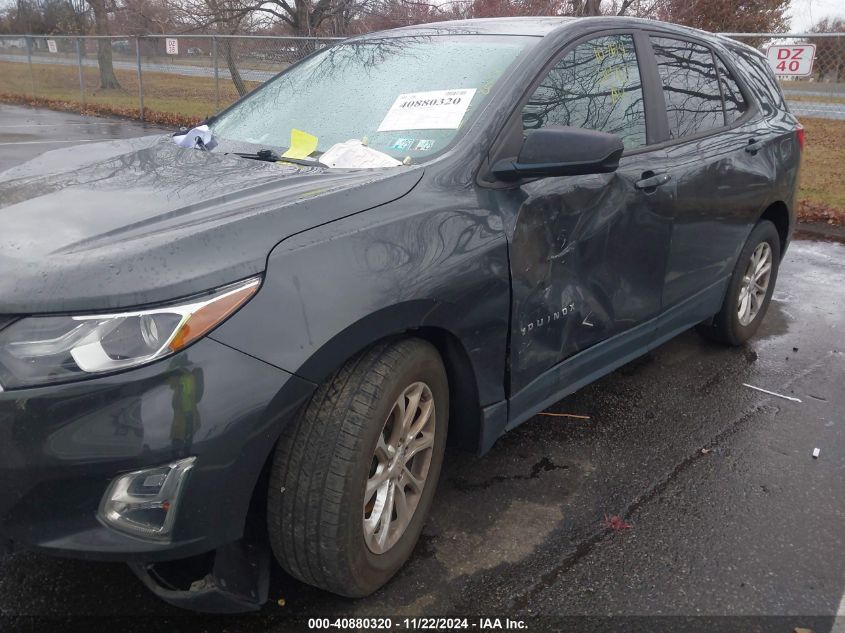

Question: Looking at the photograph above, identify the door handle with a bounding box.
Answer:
[635,172,671,190]
[745,138,765,155]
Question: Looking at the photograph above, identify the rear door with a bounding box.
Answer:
[646,34,771,316]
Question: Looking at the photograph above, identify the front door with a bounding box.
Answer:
[498,32,675,394]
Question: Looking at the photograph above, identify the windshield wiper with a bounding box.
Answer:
[232,149,326,167]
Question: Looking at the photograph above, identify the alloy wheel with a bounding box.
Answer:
[737,242,773,326]
[363,382,436,554]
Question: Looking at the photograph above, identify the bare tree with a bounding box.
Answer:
[608,0,664,16]
[353,0,442,32]
[116,0,182,34]
[570,0,602,15]
[416,0,661,22]
[208,0,253,95]
[175,0,263,96]
[656,0,789,33]
[40,0,89,33]
[259,0,369,37]
[87,0,121,88]
[810,17,845,83]
[1,0,84,33]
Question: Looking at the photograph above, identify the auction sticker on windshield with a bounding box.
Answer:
[378,89,477,132]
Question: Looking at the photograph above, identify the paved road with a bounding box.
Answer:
[0,105,844,631]
[0,104,167,172]
[1,53,844,120]
[0,51,280,82]
[788,101,845,120]
[783,89,845,99]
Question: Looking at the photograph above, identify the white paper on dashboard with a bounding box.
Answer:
[319,140,402,168]
[377,89,477,132]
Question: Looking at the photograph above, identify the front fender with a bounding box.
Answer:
[210,197,511,409]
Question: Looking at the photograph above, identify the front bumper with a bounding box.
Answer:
[0,336,314,562]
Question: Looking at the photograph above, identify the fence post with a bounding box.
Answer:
[26,36,35,98]
[136,36,144,122]
[76,37,85,103]
[213,36,220,111]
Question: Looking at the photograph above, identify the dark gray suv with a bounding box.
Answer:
[0,16,801,612]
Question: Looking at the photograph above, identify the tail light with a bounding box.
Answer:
[796,124,805,151]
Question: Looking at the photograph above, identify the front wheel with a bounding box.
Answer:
[700,219,781,345]
[267,338,448,597]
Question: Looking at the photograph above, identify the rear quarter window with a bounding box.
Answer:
[728,47,788,114]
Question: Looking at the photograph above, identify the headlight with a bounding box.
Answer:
[0,277,260,390]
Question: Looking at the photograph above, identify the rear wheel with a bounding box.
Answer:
[267,338,448,597]
[699,219,781,345]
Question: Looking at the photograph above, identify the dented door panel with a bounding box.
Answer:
[661,125,774,310]
[502,153,673,393]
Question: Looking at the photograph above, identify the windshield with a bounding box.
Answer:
[210,35,537,165]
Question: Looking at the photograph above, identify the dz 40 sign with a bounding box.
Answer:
[766,44,815,76]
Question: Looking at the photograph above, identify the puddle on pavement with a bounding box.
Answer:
[759,297,792,338]
[433,500,564,580]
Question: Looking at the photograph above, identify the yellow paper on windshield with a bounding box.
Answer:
[281,129,318,160]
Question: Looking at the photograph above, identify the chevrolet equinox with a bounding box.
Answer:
[0,16,801,611]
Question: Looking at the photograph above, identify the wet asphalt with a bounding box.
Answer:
[0,104,167,172]
[0,104,844,631]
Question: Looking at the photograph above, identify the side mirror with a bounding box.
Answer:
[492,126,624,181]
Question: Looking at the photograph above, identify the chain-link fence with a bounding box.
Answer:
[135,35,338,120]
[0,31,843,123]
[0,34,340,123]
[724,33,845,121]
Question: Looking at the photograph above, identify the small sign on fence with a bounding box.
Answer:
[766,44,815,76]
[165,38,179,55]
[46,39,57,53]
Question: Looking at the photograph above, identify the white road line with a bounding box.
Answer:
[742,383,803,402]
[0,139,99,145]
[833,592,845,633]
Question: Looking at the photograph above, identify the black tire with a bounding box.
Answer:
[699,219,781,346]
[267,338,449,597]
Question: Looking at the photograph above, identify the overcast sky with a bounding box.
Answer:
[789,0,845,31]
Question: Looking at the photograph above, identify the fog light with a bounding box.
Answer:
[98,457,196,540]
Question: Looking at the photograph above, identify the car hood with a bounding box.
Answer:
[0,135,423,314]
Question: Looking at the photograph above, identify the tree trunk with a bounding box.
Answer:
[289,5,318,62]
[221,39,248,97]
[88,0,120,89]
[295,0,309,35]
[583,0,602,15]
[571,0,602,15]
